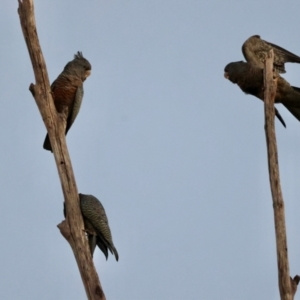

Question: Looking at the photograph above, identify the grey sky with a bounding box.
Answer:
[1,1,300,299]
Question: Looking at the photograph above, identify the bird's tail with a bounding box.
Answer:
[282,104,300,123]
[275,108,286,128]
[97,237,119,261]
[112,245,119,261]
[281,86,300,123]
[96,238,109,260]
[43,134,53,152]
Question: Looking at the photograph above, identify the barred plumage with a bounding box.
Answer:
[64,194,119,261]
[79,194,119,261]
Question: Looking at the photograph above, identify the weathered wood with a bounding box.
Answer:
[264,50,292,300]
[17,1,105,299]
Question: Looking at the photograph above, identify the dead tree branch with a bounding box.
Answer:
[264,50,293,300]
[17,1,105,299]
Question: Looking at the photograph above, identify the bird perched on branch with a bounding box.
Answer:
[224,61,300,127]
[43,52,91,151]
[64,194,119,261]
[242,35,300,73]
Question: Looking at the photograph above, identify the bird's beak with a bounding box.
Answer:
[224,72,229,79]
[85,70,91,78]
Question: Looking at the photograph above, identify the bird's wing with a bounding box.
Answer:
[266,40,300,73]
[66,84,84,133]
[242,35,300,73]
[80,194,119,261]
[96,237,109,260]
[242,35,272,67]
[90,205,119,261]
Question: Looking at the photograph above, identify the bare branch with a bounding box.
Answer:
[17,1,105,299]
[264,49,292,300]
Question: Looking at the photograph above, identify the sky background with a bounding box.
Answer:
[1,1,300,299]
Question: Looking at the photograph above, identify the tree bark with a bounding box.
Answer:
[264,50,293,300]
[17,1,105,299]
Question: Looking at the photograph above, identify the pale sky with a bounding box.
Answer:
[1,1,300,299]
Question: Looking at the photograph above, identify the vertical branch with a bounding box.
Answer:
[264,50,292,300]
[17,1,105,299]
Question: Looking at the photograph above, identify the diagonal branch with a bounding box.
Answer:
[17,1,105,299]
[264,50,293,300]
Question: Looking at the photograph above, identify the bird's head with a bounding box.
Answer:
[64,52,92,81]
[224,61,248,83]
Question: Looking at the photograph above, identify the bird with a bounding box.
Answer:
[224,61,300,126]
[242,35,300,74]
[43,52,91,152]
[64,194,119,261]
